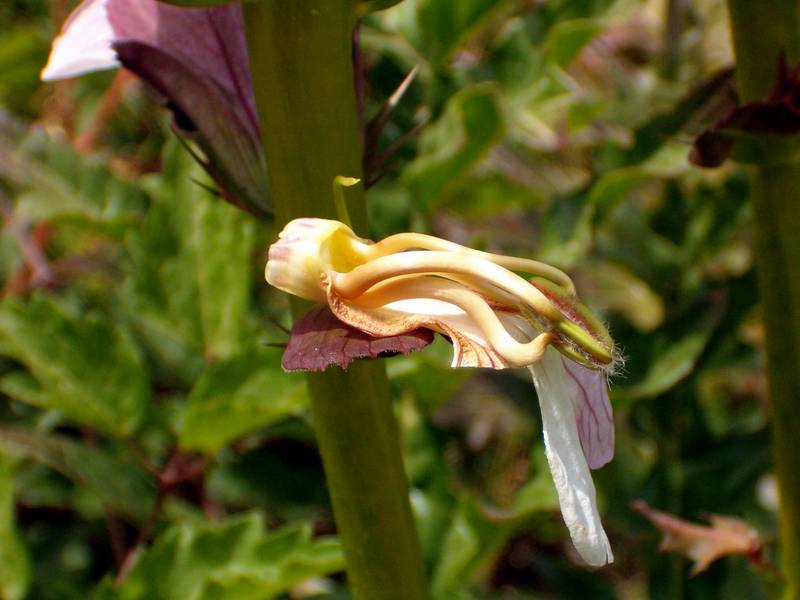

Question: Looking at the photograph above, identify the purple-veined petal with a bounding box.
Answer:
[562,357,614,469]
[41,0,119,81]
[41,0,267,216]
[113,40,268,217]
[107,2,259,135]
[282,306,434,372]
[44,0,258,137]
[529,348,613,566]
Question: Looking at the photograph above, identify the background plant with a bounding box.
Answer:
[0,0,784,598]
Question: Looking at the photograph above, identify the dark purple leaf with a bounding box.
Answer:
[691,55,800,167]
[282,306,434,372]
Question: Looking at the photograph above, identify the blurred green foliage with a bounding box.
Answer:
[0,0,779,598]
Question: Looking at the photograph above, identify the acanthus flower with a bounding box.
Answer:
[41,0,268,217]
[266,217,617,566]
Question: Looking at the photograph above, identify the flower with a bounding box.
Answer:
[41,0,268,217]
[266,217,616,566]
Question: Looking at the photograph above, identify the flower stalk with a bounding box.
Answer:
[242,3,428,599]
[726,1,800,596]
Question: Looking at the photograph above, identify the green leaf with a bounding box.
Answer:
[179,348,308,453]
[588,142,690,223]
[415,0,517,61]
[509,446,560,517]
[0,295,150,438]
[95,512,343,600]
[0,126,147,230]
[546,19,602,67]
[0,23,48,114]
[431,450,557,597]
[405,83,505,207]
[0,428,157,521]
[0,453,30,600]
[431,500,508,597]
[124,142,257,384]
[615,309,722,402]
[576,260,665,332]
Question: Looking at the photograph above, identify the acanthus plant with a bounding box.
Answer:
[44,0,619,570]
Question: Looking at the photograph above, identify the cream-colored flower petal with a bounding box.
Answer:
[41,0,119,81]
[331,251,562,322]
[529,348,613,566]
[265,218,366,304]
[327,276,551,368]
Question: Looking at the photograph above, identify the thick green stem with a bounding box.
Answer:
[243,3,428,599]
[726,2,800,597]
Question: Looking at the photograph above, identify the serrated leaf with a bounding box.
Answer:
[124,142,257,384]
[0,428,156,521]
[0,295,149,437]
[632,500,762,576]
[0,126,147,229]
[95,512,343,600]
[180,348,307,453]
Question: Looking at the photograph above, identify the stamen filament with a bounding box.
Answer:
[356,277,554,366]
[332,251,564,322]
[361,232,576,294]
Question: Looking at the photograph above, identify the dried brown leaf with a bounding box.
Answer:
[632,500,762,575]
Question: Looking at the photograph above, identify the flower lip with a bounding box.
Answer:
[530,349,614,566]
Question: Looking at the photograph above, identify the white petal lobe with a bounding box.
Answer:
[530,348,613,566]
[41,0,119,81]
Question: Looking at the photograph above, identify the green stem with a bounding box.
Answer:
[726,2,800,597]
[243,3,428,599]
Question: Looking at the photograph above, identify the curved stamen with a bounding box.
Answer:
[332,251,564,323]
[360,232,576,294]
[437,273,520,307]
[354,277,555,366]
